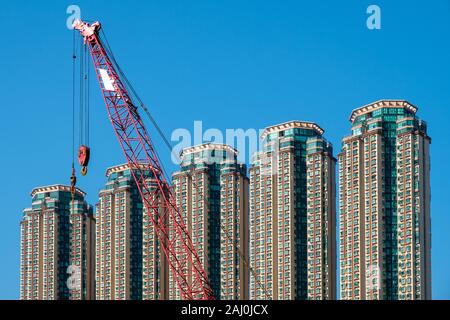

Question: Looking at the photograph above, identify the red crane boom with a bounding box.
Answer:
[73,19,214,300]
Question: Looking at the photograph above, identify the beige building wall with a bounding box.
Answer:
[96,192,115,299]
[20,185,92,300]
[249,121,336,300]
[339,100,432,300]
[396,122,432,300]
[306,143,336,300]
[249,153,277,299]
[170,143,249,300]
[220,166,249,300]
[69,200,95,300]
[96,164,168,300]
[142,180,170,300]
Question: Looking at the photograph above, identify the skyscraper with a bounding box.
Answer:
[249,121,336,300]
[69,190,96,300]
[20,185,94,300]
[339,100,431,300]
[171,143,249,300]
[95,164,168,300]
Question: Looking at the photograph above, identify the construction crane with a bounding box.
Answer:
[73,19,214,300]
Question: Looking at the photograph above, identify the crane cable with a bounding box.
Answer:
[72,30,76,169]
[79,36,90,147]
[86,44,90,147]
[84,42,90,147]
[70,30,78,224]
[98,29,271,299]
[77,36,91,176]
[79,35,84,146]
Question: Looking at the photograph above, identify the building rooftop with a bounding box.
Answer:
[105,163,159,177]
[350,100,418,123]
[261,120,324,139]
[30,184,85,197]
[180,143,238,158]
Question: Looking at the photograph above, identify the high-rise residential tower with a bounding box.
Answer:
[339,100,431,300]
[249,121,336,300]
[20,185,94,300]
[95,164,168,300]
[171,143,249,300]
[69,190,96,300]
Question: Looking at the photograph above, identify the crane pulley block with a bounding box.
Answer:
[70,166,77,196]
[78,145,90,176]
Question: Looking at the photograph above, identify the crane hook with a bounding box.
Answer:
[70,166,77,197]
[78,145,90,176]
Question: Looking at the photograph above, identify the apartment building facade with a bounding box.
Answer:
[339,100,431,300]
[249,121,336,300]
[171,143,249,300]
[20,185,94,300]
[95,164,168,300]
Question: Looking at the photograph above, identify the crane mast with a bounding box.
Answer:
[73,19,214,300]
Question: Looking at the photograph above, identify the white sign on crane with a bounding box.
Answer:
[99,68,116,91]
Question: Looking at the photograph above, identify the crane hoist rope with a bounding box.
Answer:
[77,36,91,177]
[70,30,77,224]
[70,28,91,226]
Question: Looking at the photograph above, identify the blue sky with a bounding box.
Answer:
[0,0,449,299]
